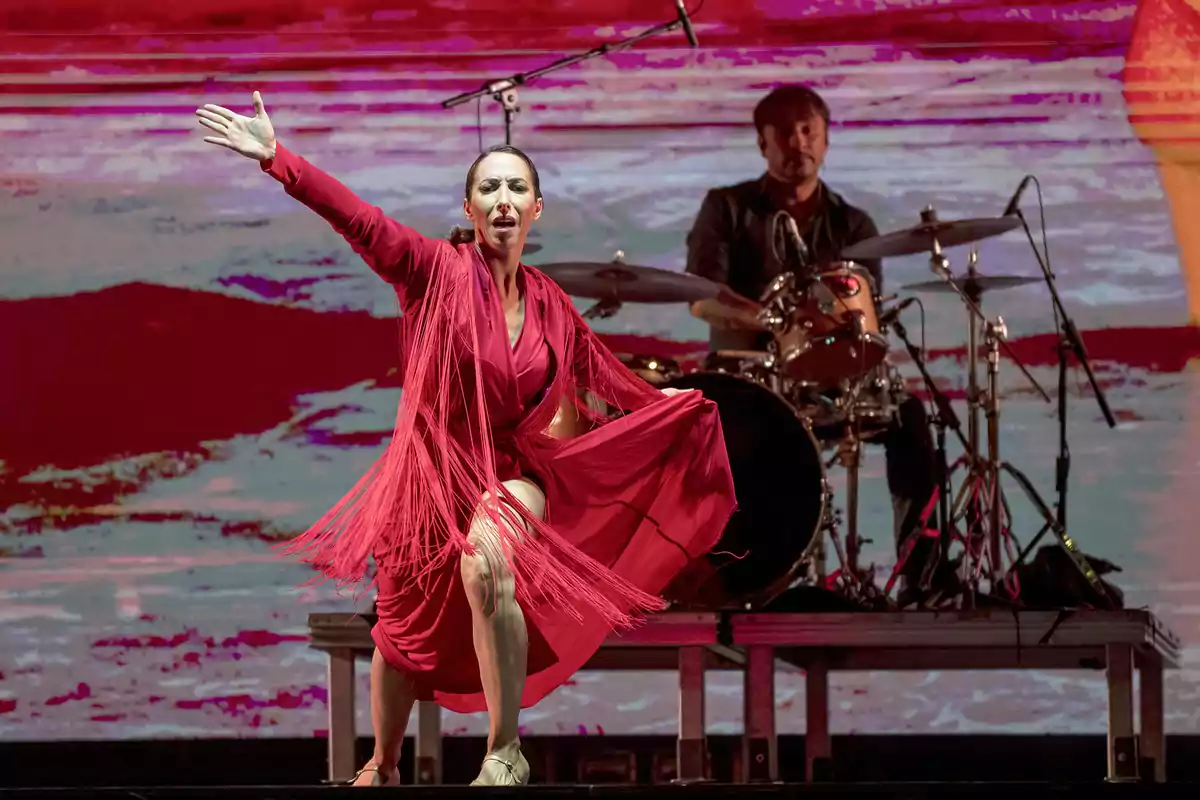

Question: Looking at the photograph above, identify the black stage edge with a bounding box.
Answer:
[0,784,1198,800]
[3,736,1200,787]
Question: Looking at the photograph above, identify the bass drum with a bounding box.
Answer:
[660,371,827,610]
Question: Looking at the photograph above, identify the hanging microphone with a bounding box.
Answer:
[1002,174,1034,216]
[879,296,916,327]
[674,0,700,47]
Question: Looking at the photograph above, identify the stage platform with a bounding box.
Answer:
[0,783,1197,800]
[310,608,1182,784]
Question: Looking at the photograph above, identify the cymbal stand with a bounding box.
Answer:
[925,231,1051,403]
[579,251,629,320]
[581,295,622,320]
[840,403,865,578]
[963,251,983,473]
[924,230,1050,597]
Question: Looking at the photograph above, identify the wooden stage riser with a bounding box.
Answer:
[0,784,1197,799]
[308,610,1181,786]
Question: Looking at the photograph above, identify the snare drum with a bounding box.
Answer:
[704,349,779,389]
[616,354,682,386]
[760,262,889,387]
[794,362,902,443]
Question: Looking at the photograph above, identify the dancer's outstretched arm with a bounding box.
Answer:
[196,91,442,306]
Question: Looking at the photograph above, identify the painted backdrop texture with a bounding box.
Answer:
[3,0,1200,739]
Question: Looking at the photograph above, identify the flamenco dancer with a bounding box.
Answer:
[195,92,736,786]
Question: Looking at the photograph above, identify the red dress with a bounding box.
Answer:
[263,144,736,712]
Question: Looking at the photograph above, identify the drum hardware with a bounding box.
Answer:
[840,206,1021,260]
[946,317,1014,600]
[887,310,965,604]
[536,252,723,319]
[667,177,1120,612]
[902,273,1040,295]
[616,354,682,386]
[705,350,782,393]
[806,362,908,608]
[798,486,836,587]
[865,217,1047,603]
[814,482,886,608]
[839,411,864,576]
[904,213,1049,402]
[758,264,888,387]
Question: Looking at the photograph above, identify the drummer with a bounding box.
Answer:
[684,83,939,603]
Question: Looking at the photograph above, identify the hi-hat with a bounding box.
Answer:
[903,273,1040,295]
[842,215,1020,260]
[536,257,721,303]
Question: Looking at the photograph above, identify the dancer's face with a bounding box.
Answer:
[463,152,543,254]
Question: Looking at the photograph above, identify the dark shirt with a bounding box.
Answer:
[685,175,881,351]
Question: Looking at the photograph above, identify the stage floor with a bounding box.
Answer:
[1,783,1198,800]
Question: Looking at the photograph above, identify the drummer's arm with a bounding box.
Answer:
[685,190,768,331]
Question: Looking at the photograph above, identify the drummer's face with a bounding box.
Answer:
[759,112,828,185]
[464,152,543,254]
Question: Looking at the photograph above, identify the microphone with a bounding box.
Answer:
[674,0,700,48]
[781,213,810,268]
[777,212,834,313]
[1002,174,1033,216]
[879,297,916,327]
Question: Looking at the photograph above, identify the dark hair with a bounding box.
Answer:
[753,84,831,136]
[463,144,542,201]
[450,144,543,245]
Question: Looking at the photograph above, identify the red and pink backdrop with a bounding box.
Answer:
[3,0,1200,740]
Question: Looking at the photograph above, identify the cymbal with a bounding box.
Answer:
[903,273,1041,295]
[841,216,1020,260]
[535,261,721,303]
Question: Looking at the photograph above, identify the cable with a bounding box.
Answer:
[910,296,932,417]
[1027,176,1059,332]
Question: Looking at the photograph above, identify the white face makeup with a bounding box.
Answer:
[464,152,543,254]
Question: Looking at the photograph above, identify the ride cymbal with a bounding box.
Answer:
[842,215,1020,260]
[536,260,721,303]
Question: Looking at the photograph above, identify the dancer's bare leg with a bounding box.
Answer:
[351,648,418,786]
[460,477,544,786]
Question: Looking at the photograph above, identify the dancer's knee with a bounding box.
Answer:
[461,513,514,616]
[460,545,503,615]
[460,481,541,614]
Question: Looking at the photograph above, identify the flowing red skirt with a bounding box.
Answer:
[371,389,733,712]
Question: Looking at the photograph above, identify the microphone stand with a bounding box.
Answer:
[440,13,695,146]
[1007,206,1118,581]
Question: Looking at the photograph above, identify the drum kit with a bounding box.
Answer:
[539,204,1112,612]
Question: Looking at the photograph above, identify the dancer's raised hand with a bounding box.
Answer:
[195,91,276,162]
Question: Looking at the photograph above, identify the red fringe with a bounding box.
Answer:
[282,245,670,630]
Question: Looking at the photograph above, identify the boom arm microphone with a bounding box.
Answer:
[879,296,916,327]
[673,0,699,47]
[1003,174,1033,216]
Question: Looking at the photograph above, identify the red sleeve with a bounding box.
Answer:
[260,142,442,305]
[570,308,662,413]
